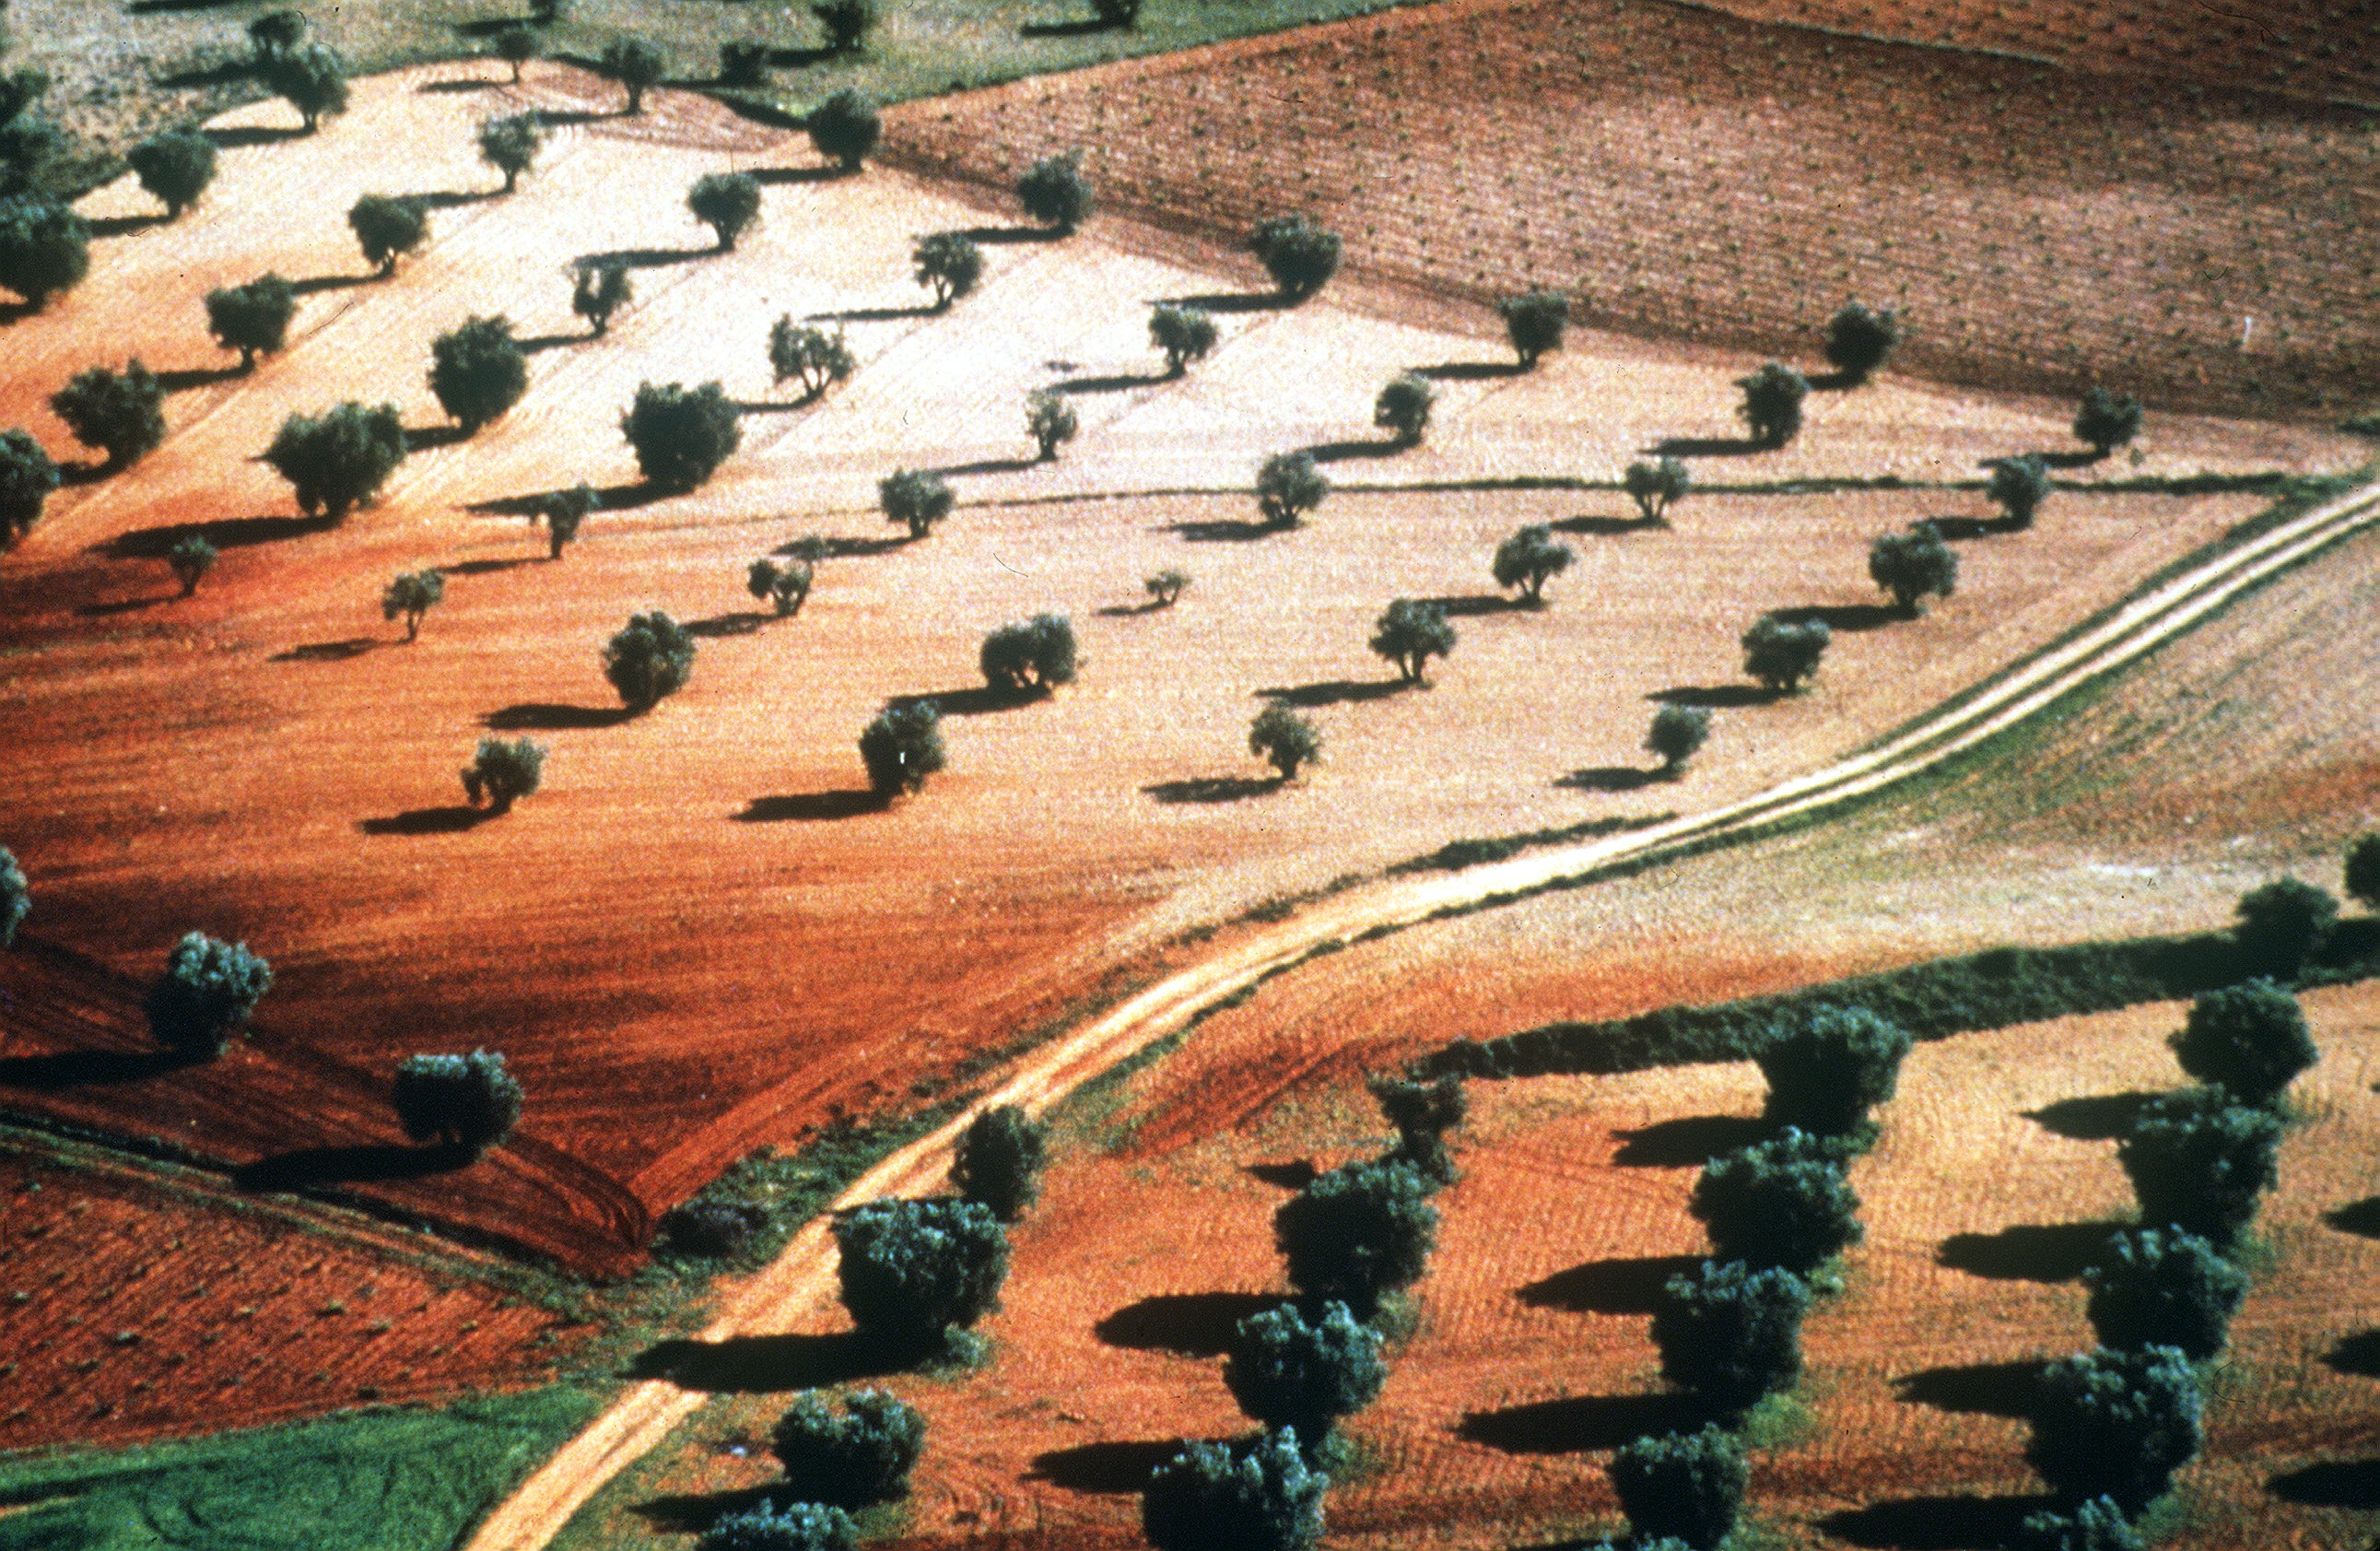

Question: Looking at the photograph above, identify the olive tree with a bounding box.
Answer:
[1823,301,1903,383]
[1690,1129,1862,1273]
[495,23,540,81]
[833,1196,1009,1355]
[698,1505,855,1551]
[146,931,272,1057]
[1988,452,2051,529]
[721,41,770,88]
[392,1050,522,1155]
[604,610,697,711]
[167,534,216,597]
[2025,1345,2201,1515]
[950,1104,1046,1222]
[266,43,347,133]
[1224,1300,1385,1454]
[1256,450,1327,528]
[206,273,295,370]
[2346,831,2380,912]
[1610,1426,1747,1551]
[1092,0,1143,25]
[1736,360,1809,448]
[747,557,814,617]
[477,114,544,194]
[247,9,306,62]
[1373,372,1433,447]
[0,427,58,546]
[2083,1228,2247,1361]
[1369,598,1454,685]
[462,734,545,812]
[621,381,741,491]
[1247,215,1340,302]
[1367,1071,1465,1187]
[601,37,665,114]
[348,194,427,276]
[573,263,632,338]
[0,845,29,948]
[126,130,216,217]
[879,467,953,538]
[1250,703,1320,781]
[979,613,1077,696]
[812,0,876,53]
[687,171,762,252]
[1868,522,1958,614]
[1624,456,1690,523]
[771,1389,925,1507]
[1651,1259,1811,1416]
[537,484,596,558]
[860,701,944,795]
[769,319,854,401]
[1016,150,1090,232]
[2074,388,2143,459]
[1757,1005,1914,1137]
[1145,568,1190,607]
[50,359,164,469]
[0,194,88,309]
[912,231,982,311]
[2014,1498,2141,1551]
[1647,703,1710,777]
[264,401,405,518]
[2117,1087,2282,1251]
[1496,288,1569,369]
[2169,981,2316,1108]
[428,315,527,432]
[1143,1431,1326,1551]
[1490,523,1572,605]
[1150,304,1218,377]
[2233,875,2338,980]
[382,569,444,641]
[1740,614,1830,693]
[1026,388,1077,461]
[808,89,880,173]
[1273,1158,1437,1321]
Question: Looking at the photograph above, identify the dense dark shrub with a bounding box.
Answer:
[2117,1087,2281,1249]
[1248,215,1340,301]
[658,1198,769,1260]
[879,468,953,538]
[477,114,544,193]
[1691,1129,1862,1273]
[573,262,632,337]
[1150,304,1218,376]
[382,569,444,641]
[950,1104,1046,1222]
[720,40,769,87]
[264,401,405,518]
[860,702,944,796]
[1741,614,1830,692]
[2014,1497,2141,1551]
[1756,1005,1914,1136]
[1652,1259,1811,1415]
[1736,360,1808,447]
[1249,703,1320,781]
[266,43,347,133]
[601,37,665,114]
[1143,1430,1326,1551]
[2169,980,2316,1107]
[495,23,540,82]
[206,273,294,370]
[462,734,545,812]
[1368,1072,1466,1187]
[146,931,272,1057]
[1016,151,1090,231]
[2073,389,2143,459]
[1224,1299,1385,1451]
[0,194,88,308]
[1868,522,1958,614]
[748,557,814,617]
[812,0,876,53]
[604,611,697,711]
[126,130,216,217]
[808,89,880,172]
[1490,523,1572,604]
[1988,452,2050,528]
[2025,1345,2201,1514]
[348,194,427,276]
[50,359,164,469]
[2233,876,2338,980]
[0,845,28,948]
[979,614,1078,696]
[0,112,65,197]
[1026,388,1077,461]
[428,315,527,432]
[621,380,741,491]
[1496,288,1569,369]
[393,1050,522,1155]
[247,9,307,62]
[912,231,982,310]
[0,427,58,546]
[1609,1426,1747,1551]
[1647,703,1710,777]
[167,534,216,597]
[833,1196,1008,1352]
[1823,302,1903,383]
[688,171,762,251]
[539,484,596,558]
[1370,599,1455,684]
[697,1503,855,1551]
[770,319,853,400]
[1274,1158,1438,1320]
[1145,568,1190,607]
[770,1389,925,1506]
[2083,1227,2247,1360]
[1256,450,1327,527]
[1624,456,1690,523]
[1373,372,1434,446]
[0,68,46,130]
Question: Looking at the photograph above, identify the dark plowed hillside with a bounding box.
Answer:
[885,0,2380,419]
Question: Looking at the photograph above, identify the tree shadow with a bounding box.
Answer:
[810,535,910,558]
[807,302,937,323]
[272,637,381,663]
[1457,1392,1711,1454]
[0,1047,194,1091]
[686,611,768,638]
[573,244,710,272]
[1096,601,1166,617]
[1936,1221,2121,1283]
[1646,685,1777,709]
[953,222,1063,243]
[418,76,500,93]
[932,457,1039,477]
[1893,1359,2045,1418]
[1771,603,1904,633]
[1412,359,1523,381]
[0,299,40,327]
[1612,1114,1770,1168]
[289,272,374,296]
[1161,518,1276,543]
[1648,435,1764,457]
[1555,766,1660,793]
[75,594,174,618]
[1245,1159,1317,1190]
[1054,370,1161,395]
[1254,679,1406,709]
[2269,1460,2380,1510]
[2037,449,2099,470]
[234,1140,475,1191]
[1019,15,1115,36]
[733,792,887,823]
[766,44,842,67]
[154,363,243,393]
[203,124,306,149]
[532,108,609,129]
[1554,513,1662,536]
[1305,439,1403,464]
[481,703,636,731]
[358,805,496,836]
[131,0,254,14]
[405,189,498,211]
[1095,1292,1283,1357]
[1155,290,1282,314]
[100,512,335,559]
[150,55,259,84]
[2325,1196,2380,1238]
[56,461,119,488]
[2024,1090,2159,1142]
[1516,1253,1703,1316]
[1421,593,1522,617]
[627,1331,891,1392]
[405,424,474,452]
[2323,1329,2380,1378]
[519,333,580,356]
[1927,514,2022,540]
[885,686,1038,718]
[632,1483,779,1536]
[88,212,169,240]
[1143,776,1279,805]
[1026,1439,1188,1494]
[441,558,538,577]
[1820,1494,2058,1549]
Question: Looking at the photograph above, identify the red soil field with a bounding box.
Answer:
[884,0,2380,419]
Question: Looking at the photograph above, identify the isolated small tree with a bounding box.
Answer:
[2073,389,2143,459]
[2170,980,2316,1108]
[265,42,347,133]
[0,67,48,130]
[1652,1259,1811,1415]
[698,1504,856,1551]
[167,534,216,597]
[1255,450,1327,527]
[1249,703,1320,781]
[1373,372,1434,447]
[1274,1158,1437,1321]
[2233,876,2338,980]
[833,1195,1009,1354]
[392,1050,522,1155]
[1367,1072,1465,1187]
[264,401,405,518]
[206,273,295,370]
[1026,388,1077,461]
[2346,832,2380,911]
[1369,598,1455,685]
[1647,703,1710,777]
[747,557,814,617]
[1756,1005,1914,1137]
[912,231,982,311]
[1496,288,1569,369]
[1736,360,1808,448]
[0,194,88,308]
[495,23,540,81]
[601,37,665,114]
[1145,568,1190,607]
[1823,302,1903,383]
[0,112,65,197]
[247,9,307,63]
[1150,304,1218,377]
[1624,456,1691,523]
[950,1104,1046,1223]
[1988,452,2051,529]
[1691,1129,1863,1273]
[0,846,28,948]
[1016,150,1090,232]
[1092,0,1144,27]
[462,735,545,813]
[1490,523,1572,605]
[812,0,876,53]
[604,610,696,711]
[428,314,527,432]
[348,194,427,276]
[1248,215,1340,302]
[572,263,631,338]
[382,569,445,641]
[2117,1087,2282,1250]
[0,427,58,546]
[1610,1426,1747,1551]
[528,0,569,19]
[2084,1228,2247,1361]
[146,931,272,1057]
[687,171,762,252]
[1225,1300,1386,1453]
[126,130,216,218]
[621,380,741,491]
[878,468,953,539]
[770,1389,926,1507]
[1143,1430,1326,1551]
[538,484,596,558]
[477,114,544,194]
[1869,522,1958,615]
[808,89,880,172]
[50,359,164,470]
[2026,1345,2201,1515]
[979,613,1078,696]
[720,41,770,87]
[2014,1498,2142,1551]
[860,702,944,795]
[768,318,854,400]
[1740,614,1830,693]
